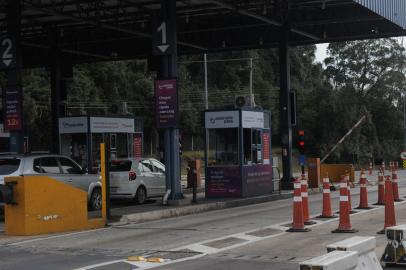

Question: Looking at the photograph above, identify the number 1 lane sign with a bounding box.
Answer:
[0,36,16,70]
[152,14,175,56]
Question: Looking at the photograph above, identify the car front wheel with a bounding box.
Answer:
[89,188,102,211]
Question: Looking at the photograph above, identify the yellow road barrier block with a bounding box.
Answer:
[4,176,105,236]
[146,257,165,263]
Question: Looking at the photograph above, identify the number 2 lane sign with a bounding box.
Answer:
[0,36,16,70]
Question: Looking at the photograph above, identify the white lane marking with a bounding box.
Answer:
[8,227,110,246]
[72,259,126,270]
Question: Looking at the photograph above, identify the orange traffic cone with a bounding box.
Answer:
[377,176,397,234]
[374,170,385,205]
[287,178,311,232]
[317,173,336,218]
[392,166,403,202]
[356,169,372,209]
[332,175,358,233]
[368,161,373,176]
[345,173,357,214]
[301,174,316,225]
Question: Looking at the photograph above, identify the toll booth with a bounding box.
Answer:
[204,109,273,198]
[58,116,143,173]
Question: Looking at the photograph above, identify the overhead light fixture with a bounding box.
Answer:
[222,40,226,48]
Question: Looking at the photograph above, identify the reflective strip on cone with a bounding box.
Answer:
[340,183,347,188]
[340,196,349,201]
[294,196,302,202]
[301,192,308,197]
[294,183,301,189]
[323,178,329,183]
[323,189,331,194]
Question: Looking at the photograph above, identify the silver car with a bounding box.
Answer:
[0,154,102,210]
[109,158,166,204]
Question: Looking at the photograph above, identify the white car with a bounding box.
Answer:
[0,154,102,210]
[109,158,166,204]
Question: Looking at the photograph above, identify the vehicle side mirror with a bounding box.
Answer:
[81,166,88,174]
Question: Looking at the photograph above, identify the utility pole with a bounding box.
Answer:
[249,57,253,99]
[204,53,208,110]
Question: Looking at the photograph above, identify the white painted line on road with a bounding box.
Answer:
[8,227,111,246]
[184,243,219,254]
[72,259,126,270]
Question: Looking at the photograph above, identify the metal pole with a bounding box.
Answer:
[404,92,406,150]
[204,53,208,110]
[249,57,253,100]
[279,24,293,189]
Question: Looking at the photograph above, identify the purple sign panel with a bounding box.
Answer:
[206,166,242,197]
[243,164,273,196]
[3,85,22,131]
[155,79,178,128]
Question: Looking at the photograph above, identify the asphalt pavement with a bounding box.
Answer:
[0,170,405,270]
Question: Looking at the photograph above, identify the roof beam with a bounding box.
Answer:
[205,0,321,41]
[23,1,207,51]
[22,42,110,59]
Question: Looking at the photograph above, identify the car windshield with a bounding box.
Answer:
[0,158,21,175]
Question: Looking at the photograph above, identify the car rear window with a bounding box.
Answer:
[0,159,21,175]
[110,160,132,172]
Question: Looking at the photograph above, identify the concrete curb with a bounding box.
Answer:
[117,193,293,225]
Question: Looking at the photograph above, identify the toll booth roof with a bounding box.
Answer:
[1,0,406,67]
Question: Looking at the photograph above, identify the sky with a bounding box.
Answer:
[315,43,329,64]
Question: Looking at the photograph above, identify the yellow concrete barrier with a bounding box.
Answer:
[321,164,355,183]
[4,175,105,236]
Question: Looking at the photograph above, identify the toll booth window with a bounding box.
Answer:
[60,157,82,174]
[252,129,263,164]
[117,133,129,158]
[207,128,239,166]
[0,159,21,174]
[243,129,252,164]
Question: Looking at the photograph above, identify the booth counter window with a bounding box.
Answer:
[207,128,239,166]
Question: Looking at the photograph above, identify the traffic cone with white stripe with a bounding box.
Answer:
[356,169,373,209]
[392,166,403,202]
[345,172,357,214]
[301,174,316,225]
[377,176,397,234]
[368,161,373,176]
[381,161,385,174]
[287,178,311,232]
[374,170,385,205]
[317,173,336,218]
[332,175,358,233]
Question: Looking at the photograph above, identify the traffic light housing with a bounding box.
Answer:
[298,130,305,154]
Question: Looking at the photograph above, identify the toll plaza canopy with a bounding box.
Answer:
[1,0,406,195]
[1,0,406,67]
